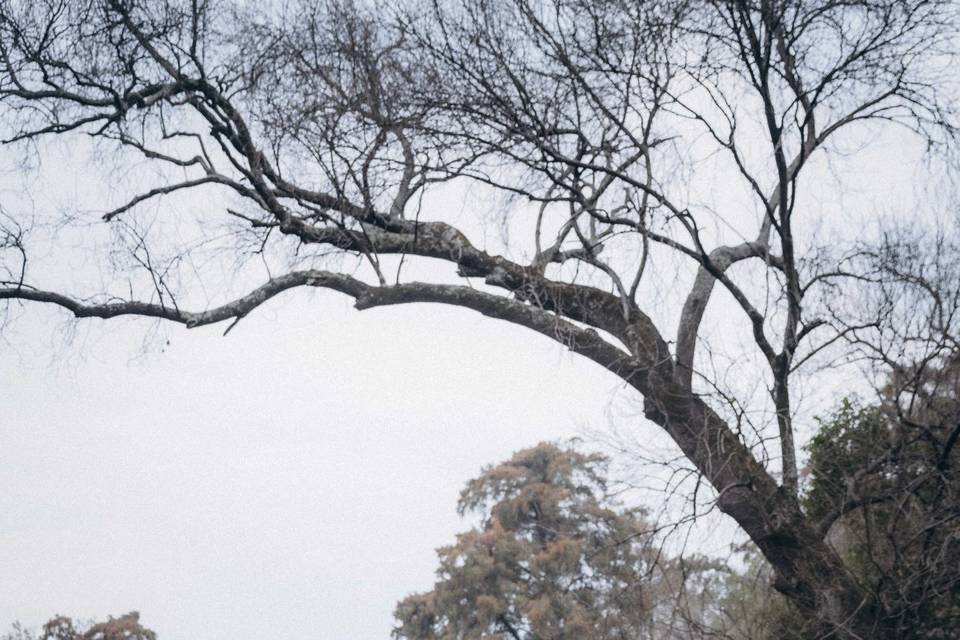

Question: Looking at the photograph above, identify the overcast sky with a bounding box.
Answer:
[0,127,687,639]
[1,131,931,640]
[0,23,938,637]
[1,287,638,639]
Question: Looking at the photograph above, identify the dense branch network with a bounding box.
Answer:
[1,1,957,635]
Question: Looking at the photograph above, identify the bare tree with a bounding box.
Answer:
[1,0,957,636]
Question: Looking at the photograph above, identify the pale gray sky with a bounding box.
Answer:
[1,290,628,639]
[0,133,655,639]
[0,36,937,639]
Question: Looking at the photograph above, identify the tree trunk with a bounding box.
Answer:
[628,360,877,637]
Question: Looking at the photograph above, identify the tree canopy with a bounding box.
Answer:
[3,613,155,640]
[393,442,735,640]
[803,363,960,637]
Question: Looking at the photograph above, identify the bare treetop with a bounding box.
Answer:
[1,1,958,636]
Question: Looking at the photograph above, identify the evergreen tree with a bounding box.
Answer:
[394,443,662,640]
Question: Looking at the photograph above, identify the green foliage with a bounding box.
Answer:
[802,377,960,638]
[393,443,661,639]
[709,371,960,640]
[803,399,891,523]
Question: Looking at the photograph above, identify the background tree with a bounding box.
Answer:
[702,548,804,640]
[3,613,155,640]
[1,0,958,635]
[393,442,720,640]
[803,379,960,637]
[689,365,960,639]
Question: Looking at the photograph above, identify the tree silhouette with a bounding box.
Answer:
[1,1,958,634]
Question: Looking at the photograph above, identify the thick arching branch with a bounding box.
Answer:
[0,272,364,328]
[0,269,661,389]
